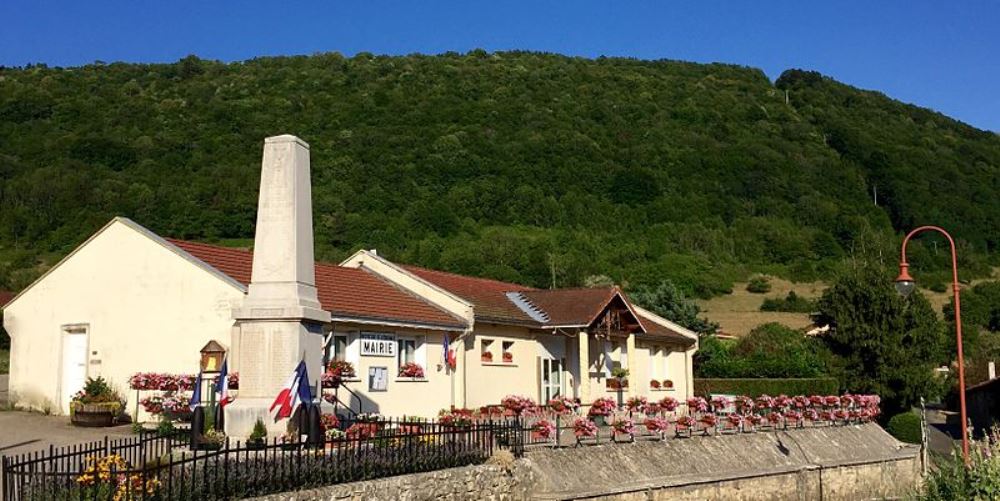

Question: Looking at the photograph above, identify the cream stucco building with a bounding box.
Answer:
[5,135,697,423]
[3,217,697,418]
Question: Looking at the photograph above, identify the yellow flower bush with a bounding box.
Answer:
[75,454,160,501]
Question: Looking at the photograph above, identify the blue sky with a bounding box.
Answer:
[2,1,998,131]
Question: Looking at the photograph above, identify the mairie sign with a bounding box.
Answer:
[360,333,396,357]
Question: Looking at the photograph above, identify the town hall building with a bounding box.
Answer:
[2,135,697,432]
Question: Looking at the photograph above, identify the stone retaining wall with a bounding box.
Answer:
[251,424,920,500]
[249,459,536,501]
[528,423,920,500]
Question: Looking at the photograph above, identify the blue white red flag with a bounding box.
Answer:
[189,371,203,411]
[269,360,312,419]
[215,358,233,409]
[442,334,456,371]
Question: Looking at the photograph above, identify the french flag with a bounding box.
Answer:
[269,360,312,419]
[442,334,456,371]
[215,358,233,409]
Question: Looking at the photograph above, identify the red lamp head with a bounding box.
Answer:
[895,262,916,298]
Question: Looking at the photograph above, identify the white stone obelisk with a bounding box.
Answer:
[226,135,330,437]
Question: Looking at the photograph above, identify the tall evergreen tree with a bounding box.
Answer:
[814,260,947,416]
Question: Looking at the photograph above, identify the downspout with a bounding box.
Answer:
[451,327,474,409]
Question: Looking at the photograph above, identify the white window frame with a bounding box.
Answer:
[396,334,426,374]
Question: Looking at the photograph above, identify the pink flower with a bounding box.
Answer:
[611,417,635,436]
[659,397,679,412]
[711,396,731,411]
[686,397,708,413]
[532,419,556,439]
[756,395,775,411]
[588,397,617,417]
[548,397,579,415]
[501,395,538,416]
[735,396,754,412]
[573,418,598,438]
[699,414,718,427]
[626,396,648,413]
[644,417,670,432]
[675,416,696,428]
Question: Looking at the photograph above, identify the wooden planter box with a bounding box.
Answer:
[71,404,120,428]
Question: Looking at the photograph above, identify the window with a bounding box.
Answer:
[540,358,564,401]
[322,334,349,366]
[502,341,514,363]
[397,335,425,374]
[481,339,495,363]
[398,338,417,365]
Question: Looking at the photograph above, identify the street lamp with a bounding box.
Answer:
[896,226,969,464]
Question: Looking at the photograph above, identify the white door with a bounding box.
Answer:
[61,330,88,413]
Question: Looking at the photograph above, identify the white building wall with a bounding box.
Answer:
[3,219,244,415]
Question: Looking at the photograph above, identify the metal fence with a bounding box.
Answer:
[1,418,523,501]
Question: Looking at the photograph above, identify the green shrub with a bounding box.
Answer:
[156,419,175,437]
[746,274,772,294]
[760,291,816,313]
[928,282,948,293]
[694,378,839,397]
[886,412,921,444]
[916,427,1000,500]
[248,418,268,445]
[696,324,836,378]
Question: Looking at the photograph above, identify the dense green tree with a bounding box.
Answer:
[629,280,718,335]
[694,323,836,378]
[0,52,996,297]
[814,260,948,416]
[943,281,1000,385]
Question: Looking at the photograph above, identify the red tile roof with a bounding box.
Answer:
[168,240,466,329]
[636,312,697,345]
[518,288,621,326]
[401,266,538,325]
[0,290,14,307]
[164,239,693,345]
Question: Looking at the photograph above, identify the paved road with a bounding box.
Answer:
[0,411,134,458]
[0,375,133,458]
[925,408,962,458]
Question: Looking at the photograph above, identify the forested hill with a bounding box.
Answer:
[1,52,998,297]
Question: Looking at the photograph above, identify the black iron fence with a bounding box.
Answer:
[2,418,522,501]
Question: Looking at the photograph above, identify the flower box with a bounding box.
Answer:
[606,378,628,390]
[650,379,661,389]
[71,403,120,428]
[502,352,513,363]
[481,352,493,363]
[398,363,425,378]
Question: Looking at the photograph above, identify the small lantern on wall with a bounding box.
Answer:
[200,340,226,374]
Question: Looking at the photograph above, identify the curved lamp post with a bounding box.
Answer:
[896,226,969,464]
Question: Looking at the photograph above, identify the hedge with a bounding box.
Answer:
[886,412,922,444]
[694,378,840,397]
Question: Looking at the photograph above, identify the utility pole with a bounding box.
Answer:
[549,254,557,289]
[873,184,878,206]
